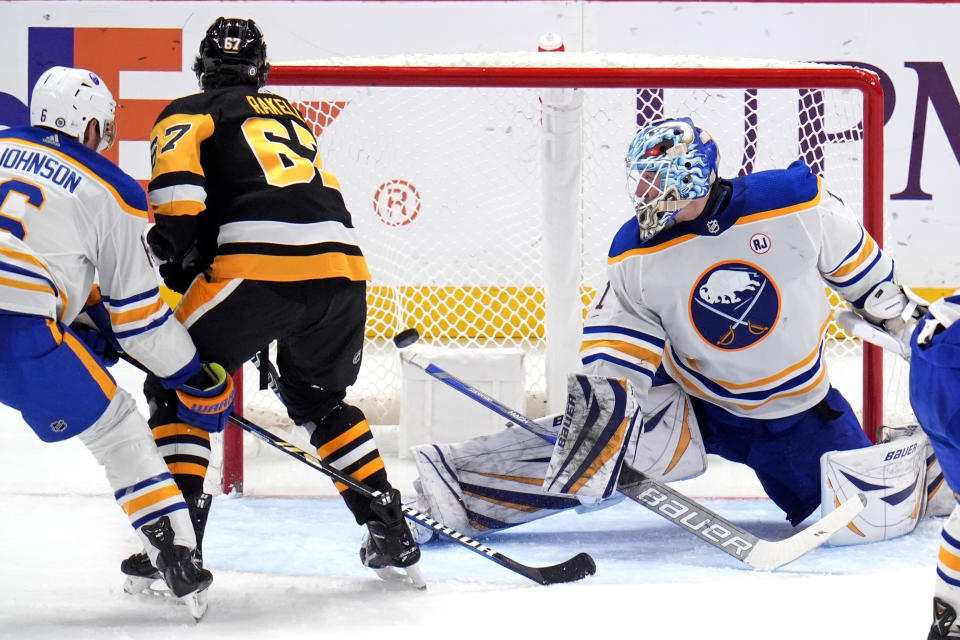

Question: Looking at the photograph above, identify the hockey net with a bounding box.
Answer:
[219,51,907,493]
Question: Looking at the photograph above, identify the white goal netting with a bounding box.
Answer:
[220,52,906,490]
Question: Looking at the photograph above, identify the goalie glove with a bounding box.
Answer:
[175,362,235,433]
[848,281,928,360]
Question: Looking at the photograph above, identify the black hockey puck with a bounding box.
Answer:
[393,328,420,349]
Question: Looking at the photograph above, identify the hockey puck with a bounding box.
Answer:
[393,328,420,349]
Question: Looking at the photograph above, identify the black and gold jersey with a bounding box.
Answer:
[147,86,369,283]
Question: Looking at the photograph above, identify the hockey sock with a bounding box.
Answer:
[935,503,960,628]
[309,403,389,523]
[79,392,197,561]
[150,421,211,497]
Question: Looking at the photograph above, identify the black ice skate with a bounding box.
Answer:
[360,488,426,589]
[930,597,960,639]
[120,550,162,596]
[141,515,213,621]
[121,492,212,597]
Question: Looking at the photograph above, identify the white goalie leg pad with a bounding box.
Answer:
[543,374,640,499]
[79,390,195,563]
[879,424,956,517]
[927,454,957,517]
[410,422,577,536]
[626,381,707,483]
[409,442,476,537]
[820,431,928,545]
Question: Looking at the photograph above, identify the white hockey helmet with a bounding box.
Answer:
[30,66,117,152]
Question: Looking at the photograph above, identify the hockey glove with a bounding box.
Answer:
[147,226,209,294]
[70,286,123,366]
[70,325,121,366]
[175,362,235,433]
[159,261,205,294]
[856,281,928,360]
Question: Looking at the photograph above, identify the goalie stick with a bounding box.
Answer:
[118,352,595,586]
[392,328,867,571]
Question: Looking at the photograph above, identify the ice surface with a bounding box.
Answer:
[0,360,940,639]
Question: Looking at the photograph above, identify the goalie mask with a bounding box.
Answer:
[30,66,117,152]
[626,117,719,241]
[193,16,270,89]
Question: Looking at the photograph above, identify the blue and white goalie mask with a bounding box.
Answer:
[625,117,719,240]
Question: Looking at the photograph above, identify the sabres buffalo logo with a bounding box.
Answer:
[690,262,780,350]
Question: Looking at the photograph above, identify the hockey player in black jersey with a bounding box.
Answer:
[121,16,422,591]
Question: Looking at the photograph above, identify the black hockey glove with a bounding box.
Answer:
[159,261,205,294]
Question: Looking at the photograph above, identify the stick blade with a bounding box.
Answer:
[525,552,596,585]
[744,492,867,571]
[393,328,420,349]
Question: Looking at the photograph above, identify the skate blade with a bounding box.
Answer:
[373,563,427,590]
[123,575,170,598]
[182,588,209,622]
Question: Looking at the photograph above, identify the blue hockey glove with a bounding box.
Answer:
[69,325,121,366]
[70,286,123,366]
[175,362,235,433]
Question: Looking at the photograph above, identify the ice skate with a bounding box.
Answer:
[360,489,426,590]
[121,492,212,599]
[120,551,164,596]
[142,516,213,621]
[930,597,960,639]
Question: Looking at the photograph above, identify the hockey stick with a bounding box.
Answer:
[393,328,867,571]
[119,352,595,585]
[229,412,596,585]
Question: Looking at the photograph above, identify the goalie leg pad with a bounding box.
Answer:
[411,422,581,536]
[820,431,928,545]
[879,424,956,518]
[627,380,707,482]
[544,374,640,499]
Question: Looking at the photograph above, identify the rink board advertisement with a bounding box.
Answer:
[0,1,958,289]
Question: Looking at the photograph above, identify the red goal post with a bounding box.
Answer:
[220,53,887,494]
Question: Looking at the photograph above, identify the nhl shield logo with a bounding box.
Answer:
[50,419,68,433]
[690,261,780,350]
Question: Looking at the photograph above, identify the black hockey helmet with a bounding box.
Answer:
[192,17,270,89]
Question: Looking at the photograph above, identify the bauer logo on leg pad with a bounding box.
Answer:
[820,433,928,545]
[543,374,640,499]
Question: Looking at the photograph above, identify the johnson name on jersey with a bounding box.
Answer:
[0,126,197,379]
[580,160,894,419]
[147,86,370,283]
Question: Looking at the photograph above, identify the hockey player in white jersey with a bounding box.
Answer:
[409,116,938,548]
[0,66,234,619]
[902,295,960,639]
